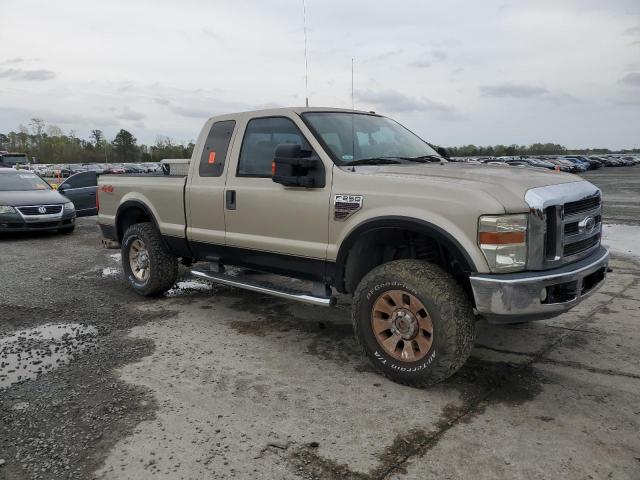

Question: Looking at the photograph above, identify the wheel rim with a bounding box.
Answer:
[128,238,150,282]
[371,289,434,362]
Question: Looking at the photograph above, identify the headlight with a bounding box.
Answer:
[0,205,16,214]
[64,202,75,211]
[478,214,528,272]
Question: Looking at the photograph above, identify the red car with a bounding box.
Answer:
[103,164,126,174]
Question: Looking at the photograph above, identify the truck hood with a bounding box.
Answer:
[0,189,68,207]
[348,162,585,212]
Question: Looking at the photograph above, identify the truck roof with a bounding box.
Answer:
[207,106,378,122]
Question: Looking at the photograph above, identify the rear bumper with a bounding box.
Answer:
[470,246,609,323]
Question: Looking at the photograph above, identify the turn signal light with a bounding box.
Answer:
[478,231,525,245]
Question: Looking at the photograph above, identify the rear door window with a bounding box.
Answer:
[198,120,236,177]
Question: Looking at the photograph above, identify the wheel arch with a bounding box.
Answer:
[115,200,161,242]
[334,216,478,294]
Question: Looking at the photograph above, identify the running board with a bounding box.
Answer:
[191,267,336,307]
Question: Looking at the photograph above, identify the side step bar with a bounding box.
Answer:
[191,267,336,307]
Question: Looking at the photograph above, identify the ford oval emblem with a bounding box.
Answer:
[578,216,596,234]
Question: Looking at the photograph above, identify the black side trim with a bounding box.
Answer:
[189,240,333,284]
[98,223,117,241]
[334,216,478,291]
[162,234,194,259]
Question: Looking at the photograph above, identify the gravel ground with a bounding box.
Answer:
[1,167,639,479]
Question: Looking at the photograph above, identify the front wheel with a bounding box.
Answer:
[352,259,475,387]
[121,222,178,296]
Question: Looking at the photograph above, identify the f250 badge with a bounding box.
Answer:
[334,194,363,221]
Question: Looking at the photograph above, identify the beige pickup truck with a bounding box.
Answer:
[97,107,609,386]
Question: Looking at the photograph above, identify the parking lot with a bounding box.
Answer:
[1,167,639,480]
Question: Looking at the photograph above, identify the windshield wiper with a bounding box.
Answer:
[398,155,443,163]
[348,157,404,166]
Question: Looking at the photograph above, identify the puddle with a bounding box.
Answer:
[109,253,122,262]
[164,279,214,297]
[0,323,98,389]
[602,224,640,259]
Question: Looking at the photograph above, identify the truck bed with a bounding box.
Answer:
[97,174,187,239]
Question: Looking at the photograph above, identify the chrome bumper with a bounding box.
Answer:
[470,246,609,323]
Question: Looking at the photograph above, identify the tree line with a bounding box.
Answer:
[1,119,637,164]
[447,143,639,157]
[0,118,194,164]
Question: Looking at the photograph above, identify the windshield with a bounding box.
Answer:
[303,112,441,164]
[0,172,51,191]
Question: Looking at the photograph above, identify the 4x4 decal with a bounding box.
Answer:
[334,194,363,221]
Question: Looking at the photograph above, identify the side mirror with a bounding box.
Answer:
[58,185,66,193]
[272,144,325,188]
[436,146,451,159]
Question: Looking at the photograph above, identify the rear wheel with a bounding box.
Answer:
[352,259,475,386]
[121,222,178,296]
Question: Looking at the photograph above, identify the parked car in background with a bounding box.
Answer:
[57,171,98,216]
[0,169,76,233]
[67,164,88,175]
[53,165,73,178]
[526,158,557,169]
[83,163,106,174]
[104,164,126,174]
[561,156,595,170]
[0,152,29,168]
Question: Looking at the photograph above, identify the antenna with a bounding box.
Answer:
[351,58,354,110]
[302,0,309,107]
[351,57,356,166]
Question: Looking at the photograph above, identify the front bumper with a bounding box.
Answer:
[0,211,76,232]
[470,246,609,323]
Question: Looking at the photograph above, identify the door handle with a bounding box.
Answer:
[225,190,236,210]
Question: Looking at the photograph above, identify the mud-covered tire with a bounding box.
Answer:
[352,259,475,387]
[121,222,178,296]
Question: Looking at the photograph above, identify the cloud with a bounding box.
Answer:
[116,107,146,121]
[409,49,448,69]
[154,98,170,105]
[480,84,548,98]
[0,68,56,81]
[409,60,432,68]
[355,89,455,113]
[624,25,640,35]
[170,105,212,118]
[618,72,640,87]
[432,49,448,61]
[2,58,25,65]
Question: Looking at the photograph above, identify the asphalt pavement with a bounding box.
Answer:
[1,167,639,480]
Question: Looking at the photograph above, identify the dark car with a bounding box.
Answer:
[68,164,88,175]
[0,169,76,233]
[0,152,29,168]
[57,171,98,217]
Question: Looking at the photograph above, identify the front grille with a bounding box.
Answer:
[564,196,600,216]
[564,234,600,256]
[564,214,601,237]
[17,205,63,215]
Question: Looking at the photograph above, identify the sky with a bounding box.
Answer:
[0,0,639,149]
